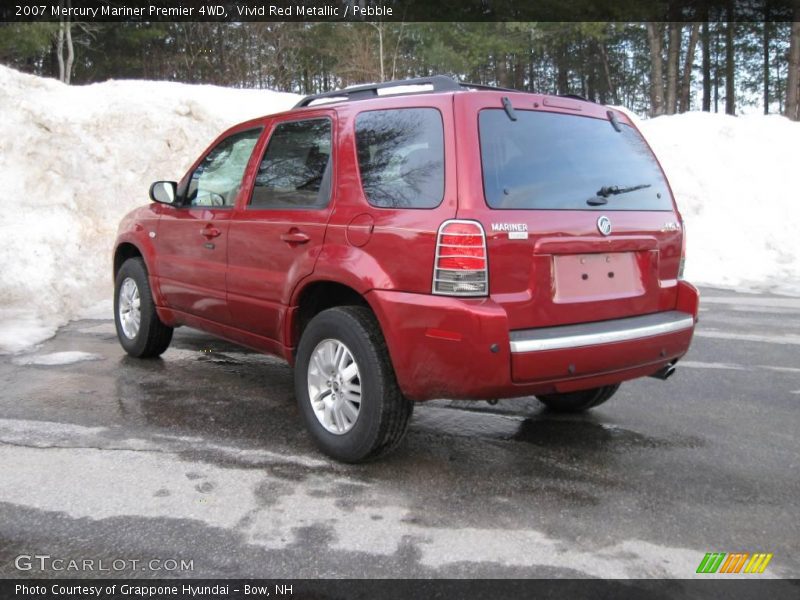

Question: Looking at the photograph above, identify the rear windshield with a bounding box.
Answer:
[479,109,673,211]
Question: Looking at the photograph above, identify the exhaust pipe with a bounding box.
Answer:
[649,362,677,381]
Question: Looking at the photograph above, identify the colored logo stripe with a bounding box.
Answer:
[719,553,748,573]
[697,553,726,573]
[697,552,773,574]
[719,554,737,573]
[745,553,774,573]
[696,553,713,573]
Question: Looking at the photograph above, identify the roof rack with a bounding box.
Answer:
[294,76,461,108]
[459,81,522,94]
[293,76,528,108]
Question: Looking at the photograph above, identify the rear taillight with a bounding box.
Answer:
[433,220,488,296]
[678,221,687,279]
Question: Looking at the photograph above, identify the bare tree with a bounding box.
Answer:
[598,40,618,105]
[787,9,800,120]
[725,12,735,115]
[555,37,569,95]
[646,23,665,116]
[763,20,771,114]
[64,11,74,84]
[369,22,386,82]
[679,23,701,112]
[702,19,711,111]
[56,15,64,81]
[390,22,406,80]
[665,23,681,114]
[54,0,75,83]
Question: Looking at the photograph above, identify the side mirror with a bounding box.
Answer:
[149,181,177,205]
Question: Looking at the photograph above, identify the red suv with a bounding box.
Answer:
[114,76,699,462]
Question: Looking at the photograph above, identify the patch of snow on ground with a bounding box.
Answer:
[0,65,798,353]
[12,351,102,366]
[0,66,298,353]
[0,309,59,354]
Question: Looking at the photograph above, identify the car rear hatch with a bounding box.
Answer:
[452,93,686,381]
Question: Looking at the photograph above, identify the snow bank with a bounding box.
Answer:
[0,66,298,353]
[0,65,798,353]
[637,112,800,297]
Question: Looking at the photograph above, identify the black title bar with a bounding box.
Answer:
[4,578,800,600]
[1,0,799,23]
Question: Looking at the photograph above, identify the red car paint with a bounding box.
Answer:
[114,88,699,402]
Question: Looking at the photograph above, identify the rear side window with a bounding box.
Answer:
[249,118,332,209]
[479,110,673,211]
[355,108,444,209]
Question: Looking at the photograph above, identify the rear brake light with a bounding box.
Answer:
[678,221,687,279]
[433,220,488,296]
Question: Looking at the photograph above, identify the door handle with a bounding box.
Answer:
[201,225,221,239]
[280,230,310,244]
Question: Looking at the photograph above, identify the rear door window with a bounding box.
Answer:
[249,118,332,209]
[355,108,444,209]
[479,110,672,211]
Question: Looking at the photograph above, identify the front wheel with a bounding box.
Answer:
[535,384,620,413]
[114,257,173,358]
[294,306,413,463]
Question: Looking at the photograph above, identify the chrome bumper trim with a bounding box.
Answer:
[509,311,695,353]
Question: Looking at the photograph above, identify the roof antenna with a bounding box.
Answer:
[502,97,517,121]
[606,109,622,132]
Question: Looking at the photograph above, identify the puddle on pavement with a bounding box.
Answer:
[413,405,704,452]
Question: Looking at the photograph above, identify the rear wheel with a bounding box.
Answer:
[114,257,173,358]
[294,306,413,463]
[536,384,620,413]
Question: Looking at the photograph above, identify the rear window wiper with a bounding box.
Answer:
[596,183,652,198]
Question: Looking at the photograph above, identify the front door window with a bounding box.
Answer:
[186,129,261,208]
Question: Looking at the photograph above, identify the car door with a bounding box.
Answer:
[154,126,262,325]
[226,114,335,342]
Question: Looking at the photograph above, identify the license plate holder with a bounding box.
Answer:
[553,252,644,303]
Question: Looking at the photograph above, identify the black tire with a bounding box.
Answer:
[536,384,620,413]
[294,306,414,463]
[114,257,173,358]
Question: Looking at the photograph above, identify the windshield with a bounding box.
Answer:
[479,109,673,211]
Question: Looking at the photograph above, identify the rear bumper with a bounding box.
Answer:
[509,316,693,386]
[366,281,699,401]
[509,311,694,353]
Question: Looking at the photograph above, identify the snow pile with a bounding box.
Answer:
[637,112,800,296]
[0,65,798,354]
[0,66,298,353]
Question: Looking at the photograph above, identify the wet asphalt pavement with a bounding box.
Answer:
[0,287,798,580]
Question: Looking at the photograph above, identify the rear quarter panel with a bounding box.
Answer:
[320,94,459,297]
